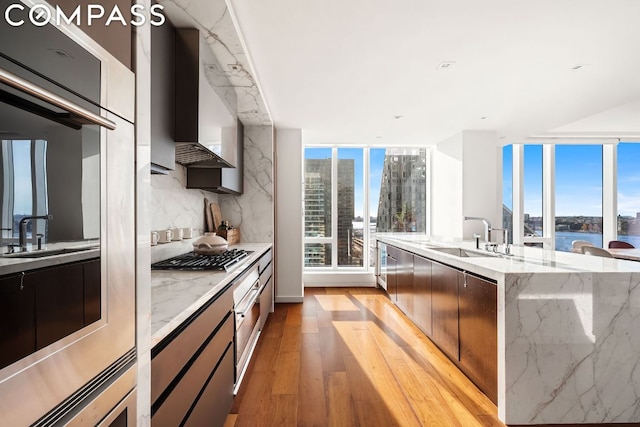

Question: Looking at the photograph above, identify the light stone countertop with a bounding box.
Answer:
[377,233,640,425]
[0,241,100,275]
[376,233,640,279]
[150,242,271,347]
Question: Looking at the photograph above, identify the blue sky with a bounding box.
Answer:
[503,142,640,217]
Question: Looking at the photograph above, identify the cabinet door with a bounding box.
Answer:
[33,263,84,350]
[386,252,397,302]
[395,249,414,316]
[413,255,432,337]
[459,273,497,403]
[84,259,101,325]
[259,276,273,330]
[150,21,176,172]
[183,344,235,427]
[0,273,35,369]
[431,262,459,361]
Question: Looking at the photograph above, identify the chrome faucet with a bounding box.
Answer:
[492,228,511,255]
[464,216,492,244]
[18,215,52,252]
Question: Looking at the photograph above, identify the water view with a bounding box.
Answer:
[555,231,640,252]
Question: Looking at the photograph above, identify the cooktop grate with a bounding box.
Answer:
[151,249,251,271]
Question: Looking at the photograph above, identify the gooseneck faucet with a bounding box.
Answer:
[18,215,52,252]
[464,216,492,244]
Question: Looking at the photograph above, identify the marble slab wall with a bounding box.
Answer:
[502,271,640,424]
[150,165,218,233]
[219,125,274,243]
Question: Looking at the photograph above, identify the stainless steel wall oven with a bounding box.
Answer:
[0,1,136,425]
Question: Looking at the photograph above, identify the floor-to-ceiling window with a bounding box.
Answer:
[523,145,544,241]
[617,142,640,247]
[555,145,603,251]
[505,141,633,252]
[305,146,427,271]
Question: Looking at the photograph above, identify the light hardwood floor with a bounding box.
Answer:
[228,287,504,427]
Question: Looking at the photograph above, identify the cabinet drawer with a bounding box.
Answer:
[259,249,272,274]
[152,314,233,427]
[259,262,272,287]
[151,285,232,405]
[183,343,234,427]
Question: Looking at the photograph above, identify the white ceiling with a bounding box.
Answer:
[228,0,640,145]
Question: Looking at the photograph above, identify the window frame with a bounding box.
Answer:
[508,139,618,250]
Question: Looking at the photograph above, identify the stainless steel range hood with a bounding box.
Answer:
[174,29,238,168]
[175,142,232,167]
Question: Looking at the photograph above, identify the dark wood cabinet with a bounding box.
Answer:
[431,261,460,361]
[385,247,398,302]
[84,259,101,325]
[151,283,234,426]
[380,243,498,403]
[395,249,414,318]
[0,273,35,368]
[150,19,176,173]
[459,273,497,403]
[183,344,235,427]
[413,255,433,337]
[0,258,101,370]
[34,263,85,349]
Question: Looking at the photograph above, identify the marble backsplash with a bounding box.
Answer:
[219,125,274,243]
[150,164,218,234]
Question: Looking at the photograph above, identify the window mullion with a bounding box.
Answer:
[543,145,555,250]
[603,143,617,245]
[512,145,524,245]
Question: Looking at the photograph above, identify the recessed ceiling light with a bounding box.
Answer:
[436,61,456,70]
[393,115,404,120]
[571,64,589,70]
[480,116,487,120]
[375,136,382,139]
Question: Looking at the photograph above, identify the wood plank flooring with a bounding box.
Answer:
[229,287,504,427]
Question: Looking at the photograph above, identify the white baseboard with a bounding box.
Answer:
[274,296,304,303]
[303,272,376,287]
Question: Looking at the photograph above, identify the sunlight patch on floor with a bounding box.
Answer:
[314,294,360,311]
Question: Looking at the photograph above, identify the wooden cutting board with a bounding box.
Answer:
[204,198,214,232]
[210,203,222,231]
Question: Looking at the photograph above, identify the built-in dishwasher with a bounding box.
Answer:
[233,264,260,393]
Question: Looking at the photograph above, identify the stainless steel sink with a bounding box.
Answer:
[428,247,493,258]
[4,246,97,258]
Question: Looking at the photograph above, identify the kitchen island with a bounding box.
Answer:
[377,234,640,426]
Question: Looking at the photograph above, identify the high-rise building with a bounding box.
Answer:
[376,149,427,232]
[303,158,357,266]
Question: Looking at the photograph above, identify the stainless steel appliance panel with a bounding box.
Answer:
[0,4,136,423]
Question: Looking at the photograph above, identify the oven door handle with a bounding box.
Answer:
[235,279,260,318]
[0,67,117,130]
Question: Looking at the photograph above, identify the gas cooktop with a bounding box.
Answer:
[151,249,251,271]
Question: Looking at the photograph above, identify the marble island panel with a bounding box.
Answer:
[150,242,271,347]
[377,234,640,425]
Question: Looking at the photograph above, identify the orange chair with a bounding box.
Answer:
[608,240,635,249]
